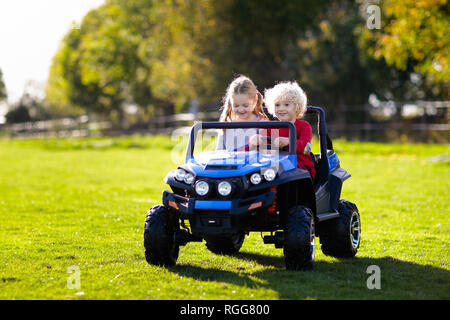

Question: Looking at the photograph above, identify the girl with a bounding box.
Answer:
[219,75,266,122]
[217,75,267,151]
[252,81,315,178]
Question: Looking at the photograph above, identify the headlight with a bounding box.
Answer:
[184,173,195,184]
[250,173,262,184]
[175,169,186,182]
[195,180,210,196]
[217,181,232,196]
[263,168,276,181]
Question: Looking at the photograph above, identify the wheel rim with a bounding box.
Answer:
[349,211,361,249]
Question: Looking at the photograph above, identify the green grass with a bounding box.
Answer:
[0,136,449,299]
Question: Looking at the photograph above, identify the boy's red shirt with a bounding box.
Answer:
[263,119,316,178]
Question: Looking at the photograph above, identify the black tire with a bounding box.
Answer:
[144,204,179,266]
[319,200,361,258]
[283,206,315,271]
[205,232,245,255]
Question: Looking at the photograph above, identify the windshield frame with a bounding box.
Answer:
[186,121,297,162]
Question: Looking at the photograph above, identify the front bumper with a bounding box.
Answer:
[162,190,276,235]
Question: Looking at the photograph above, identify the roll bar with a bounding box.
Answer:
[305,106,331,184]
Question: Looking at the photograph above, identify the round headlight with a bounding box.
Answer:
[195,180,210,196]
[250,173,262,184]
[184,173,195,185]
[218,181,232,196]
[263,168,276,181]
[175,169,186,181]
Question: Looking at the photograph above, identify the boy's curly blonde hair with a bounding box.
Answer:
[264,81,308,118]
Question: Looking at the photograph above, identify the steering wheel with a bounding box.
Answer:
[259,136,272,143]
[232,135,272,152]
[254,135,273,151]
[233,135,288,152]
[261,135,290,152]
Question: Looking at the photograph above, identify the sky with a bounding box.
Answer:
[0,0,105,104]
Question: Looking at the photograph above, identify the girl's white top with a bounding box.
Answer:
[216,116,266,151]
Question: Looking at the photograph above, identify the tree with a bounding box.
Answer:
[5,80,50,124]
[47,1,151,123]
[360,0,449,84]
[211,0,328,88]
[145,0,329,108]
[0,69,7,102]
[5,104,31,124]
[47,0,331,118]
[292,2,372,103]
[48,0,446,125]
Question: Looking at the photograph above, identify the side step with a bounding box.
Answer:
[174,230,203,246]
[263,231,284,248]
[317,211,340,222]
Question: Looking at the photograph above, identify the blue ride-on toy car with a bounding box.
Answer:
[144,106,361,270]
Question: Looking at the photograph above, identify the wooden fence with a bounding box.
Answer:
[1,101,448,142]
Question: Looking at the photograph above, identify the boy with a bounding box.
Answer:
[250,81,315,178]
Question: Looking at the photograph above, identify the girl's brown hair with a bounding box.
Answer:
[219,75,267,122]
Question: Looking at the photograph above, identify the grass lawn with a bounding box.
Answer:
[0,136,449,299]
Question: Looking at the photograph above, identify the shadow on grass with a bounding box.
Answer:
[168,252,450,299]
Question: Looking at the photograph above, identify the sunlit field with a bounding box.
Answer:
[0,136,448,299]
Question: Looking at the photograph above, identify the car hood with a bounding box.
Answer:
[184,150,297,178]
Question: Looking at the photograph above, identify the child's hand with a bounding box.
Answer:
[249,134,261,147]
[273,137,290,149]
